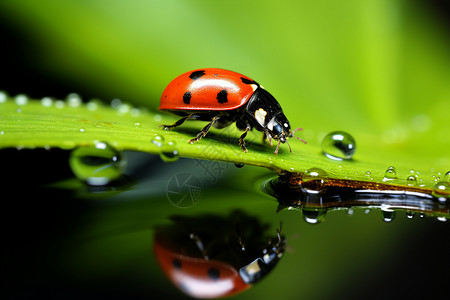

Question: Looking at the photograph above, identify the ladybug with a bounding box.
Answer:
[153,213,286,298]
[159,68,306,154]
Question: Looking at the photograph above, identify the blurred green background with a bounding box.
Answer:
[0,1,449,299]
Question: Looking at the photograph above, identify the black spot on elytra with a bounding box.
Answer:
[217,89,228,104]
[207,268,220,280]
[183,91,191,104]
[173,259,182,269]
[189,70,206,80]
[241,77,258,85]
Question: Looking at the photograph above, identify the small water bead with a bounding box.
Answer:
[302,208,327,224]
[304,167,328,180]
[406,175,417,186]
[381,209,396,223]
[66,93,82,107]
[383,166,397,181]
[110,98,122,109]
[15,94,28,105]
[0,91,8,103]
[432,182,449,200]
[41,97,53,107]
[302,168,328,193]
[86,99,102,111]
[160,141,179,163]
[445,171,450,182]
[69,142,126,186]
[321,131,356,161]
[406,211,415,219]
[151,135,165,147]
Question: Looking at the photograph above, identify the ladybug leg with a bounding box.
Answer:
[239,127,251,153]
[188,115,221,144]
[160,114,196,130]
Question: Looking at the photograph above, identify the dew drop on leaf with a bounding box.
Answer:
[321,131,356,160]
[381,208,395,223]
[383,166,397,181]
[406,175,417,186]
[432,181,449,201]
[41,97,53,107]
[302,208,327,224]
[0,91,8,103]
[151,135,165,147]
[160,141,179,163]
[69,142,126,186]
[15,94,28,105]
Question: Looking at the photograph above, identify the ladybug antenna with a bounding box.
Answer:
[291,128,307,144]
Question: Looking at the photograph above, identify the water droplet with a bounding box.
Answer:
[383,166,397,181]
[86,99,102,111]
[79,128,86,133]
[0,91,8,103]
[66,93,82,107]
[432,182,449,201]
[117,103,131,113]
[406,175,417,186]
[160,141,179,163]
[15,94,28,105]
[302,168,328,193]
[69,142,126,186]
[110,98,122,109]
[302,208,327,224]
[347,208,354,215]
[406,211,415,219]
[381,208,395,223]
[321,131,356,160]
[445,171,450,182]
[151,135,165,147]
[41,97,53,107]
[436,216,447,222]
[304,167,328,179]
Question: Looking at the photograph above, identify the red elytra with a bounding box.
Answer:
[159,68,258,111]
[153,241,250,298]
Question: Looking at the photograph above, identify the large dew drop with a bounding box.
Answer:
[69,142,126,186]
[321,131,356,160]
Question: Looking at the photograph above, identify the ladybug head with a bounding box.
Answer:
[266,112,291,143]
[266,113,307,154]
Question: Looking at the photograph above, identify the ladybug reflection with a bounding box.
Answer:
[153,211,286,298]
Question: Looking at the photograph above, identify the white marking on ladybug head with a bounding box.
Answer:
[267,117,276,131]
[284,122,289,128]
[243,259,261,275]
[255,108,267,126]
[250,84,258,92]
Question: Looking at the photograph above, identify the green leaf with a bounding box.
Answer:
[1,94,447,193]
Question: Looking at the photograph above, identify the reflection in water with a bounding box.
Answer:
[153,211,285,298]
[265,173,449,224]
